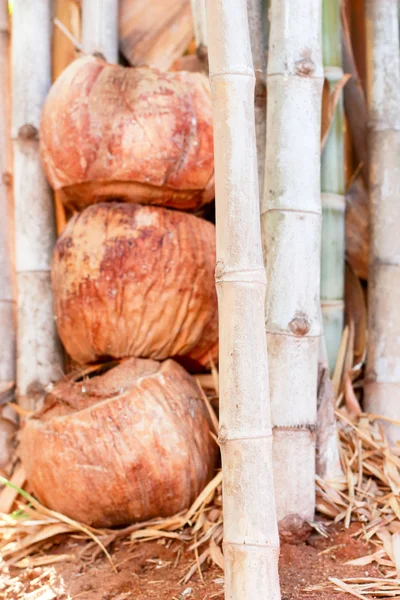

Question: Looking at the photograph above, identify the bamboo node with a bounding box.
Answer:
[25,380,47,404]
[295,57,316,77]
[2,171,12,186]
[214,260,225,279]
[289,312,311,336]
[196,44,209,73]
[92,51,106,61]
[18,124,38,141]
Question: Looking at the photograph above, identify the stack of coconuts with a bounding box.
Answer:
[20,56,218,528]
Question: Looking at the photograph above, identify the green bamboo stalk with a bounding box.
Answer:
[321,0,345,373]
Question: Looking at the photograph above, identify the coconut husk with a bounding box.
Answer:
[40,56,215,213]
[20,358,218,528]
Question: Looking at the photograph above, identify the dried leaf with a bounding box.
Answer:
[321,74,351,151]
[345,264,367,364]
[120,0,194,71]
[341,2,369,185]
[344,372,362,418]
[0,465,26,514]
[14,553,75,568]
[329,577,369,599]
[209,537,224,570]
[345,549,385,566]
[392,533,400,576]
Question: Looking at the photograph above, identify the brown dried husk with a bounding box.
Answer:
[40,55,214,212]
[19,358,218,528]
[52,202,218,367]
[119,0,194,71]
[345,177,369,281]
[345,263,367,366]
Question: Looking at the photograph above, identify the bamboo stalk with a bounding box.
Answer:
[12,0,63,409]
[0,0,15,402]
[321,0,346,374]
[52,0,81,236]
[206,0,281,597]
[82,0,118,63]
[364,0,400,443]
[262,1,324,525]
[247,0,267,199]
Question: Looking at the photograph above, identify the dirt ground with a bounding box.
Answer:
[0,523,384,599]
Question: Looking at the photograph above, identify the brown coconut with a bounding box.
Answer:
[20,358,218,527]
[40,55,214,212]
[52,202,218,368]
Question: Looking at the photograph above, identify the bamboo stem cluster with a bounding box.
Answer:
[206,0,280,596]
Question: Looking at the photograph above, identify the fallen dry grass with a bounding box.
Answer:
[310,409,400,598]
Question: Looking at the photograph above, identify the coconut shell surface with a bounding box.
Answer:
[52,203,218,367]
[40,55,214,212]
[20,358,218,527]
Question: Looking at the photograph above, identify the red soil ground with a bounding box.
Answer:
[0,524,383,599]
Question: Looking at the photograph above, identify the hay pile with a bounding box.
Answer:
[312,410,400,598]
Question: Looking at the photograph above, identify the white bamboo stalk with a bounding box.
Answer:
[321,0,345,373]
[82,0,119,63]
[0,0,15,403]
[365,0,400,443]
[262,1,324,524]
[190,0,207,50]
[12,0,62,409]
[206,0,281,597]
[247,0,267,199]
